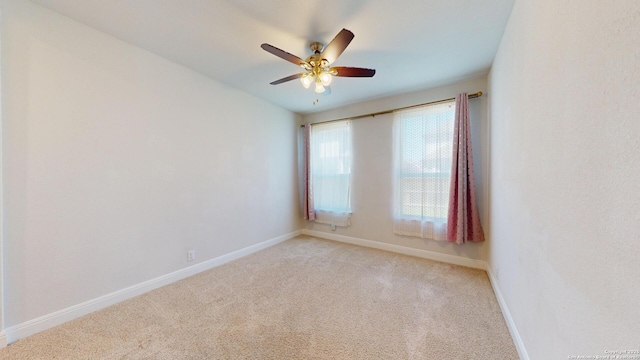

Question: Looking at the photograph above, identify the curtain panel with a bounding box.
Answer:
[302,123,315,221]
[393,93,485,244]
[392,101,455,241]
[446,93,485,244]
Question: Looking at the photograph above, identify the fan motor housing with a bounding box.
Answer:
[309,41,323,53]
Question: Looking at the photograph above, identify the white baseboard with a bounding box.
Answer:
[3,230,301,345]
[0,331,7,348]
[301,229,488,270]
[486,268,529,360]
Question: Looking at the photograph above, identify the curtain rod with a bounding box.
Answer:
[300,91,483,127]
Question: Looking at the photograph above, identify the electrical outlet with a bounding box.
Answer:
[187,250,195,262]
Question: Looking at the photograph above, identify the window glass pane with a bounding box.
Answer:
[311,121,352,213]
[394,101,455,221]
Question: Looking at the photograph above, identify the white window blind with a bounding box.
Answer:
[393,101,455,240]
[310,120,352,226]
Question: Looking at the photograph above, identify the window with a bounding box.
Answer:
[392,101,455,240]
[310,120,352,225]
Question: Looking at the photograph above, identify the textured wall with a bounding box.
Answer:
[488,0,640,358]
[0,0,4,346]
[302,77,490,261]
[2,0,300,328]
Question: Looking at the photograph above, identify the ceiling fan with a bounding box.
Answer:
[261,28,376,94]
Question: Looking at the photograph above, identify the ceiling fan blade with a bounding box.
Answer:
[270,73,304,85]
[261,43,308,67]
[331,67,376,77]
[320,28,354,64]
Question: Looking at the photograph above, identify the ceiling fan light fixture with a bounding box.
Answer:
[301,74,313,89]
[319,71,332,86]
[314,79,326,94]
[262,29,375,96]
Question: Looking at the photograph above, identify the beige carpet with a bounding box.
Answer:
[0,236,519,359]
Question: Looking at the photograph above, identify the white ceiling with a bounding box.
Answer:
[30,0,515,114]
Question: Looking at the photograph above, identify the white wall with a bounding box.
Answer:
[302,77,490,262]
[1,0,300,330]
[0,0,4,347]
[488,1,640,358]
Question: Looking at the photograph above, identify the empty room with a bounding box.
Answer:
[0,0,638,359]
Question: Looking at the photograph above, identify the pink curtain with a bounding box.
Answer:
[447,93,485,244]
[303,124,316,220]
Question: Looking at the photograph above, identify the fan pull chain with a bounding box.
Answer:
[313,98,319,106]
